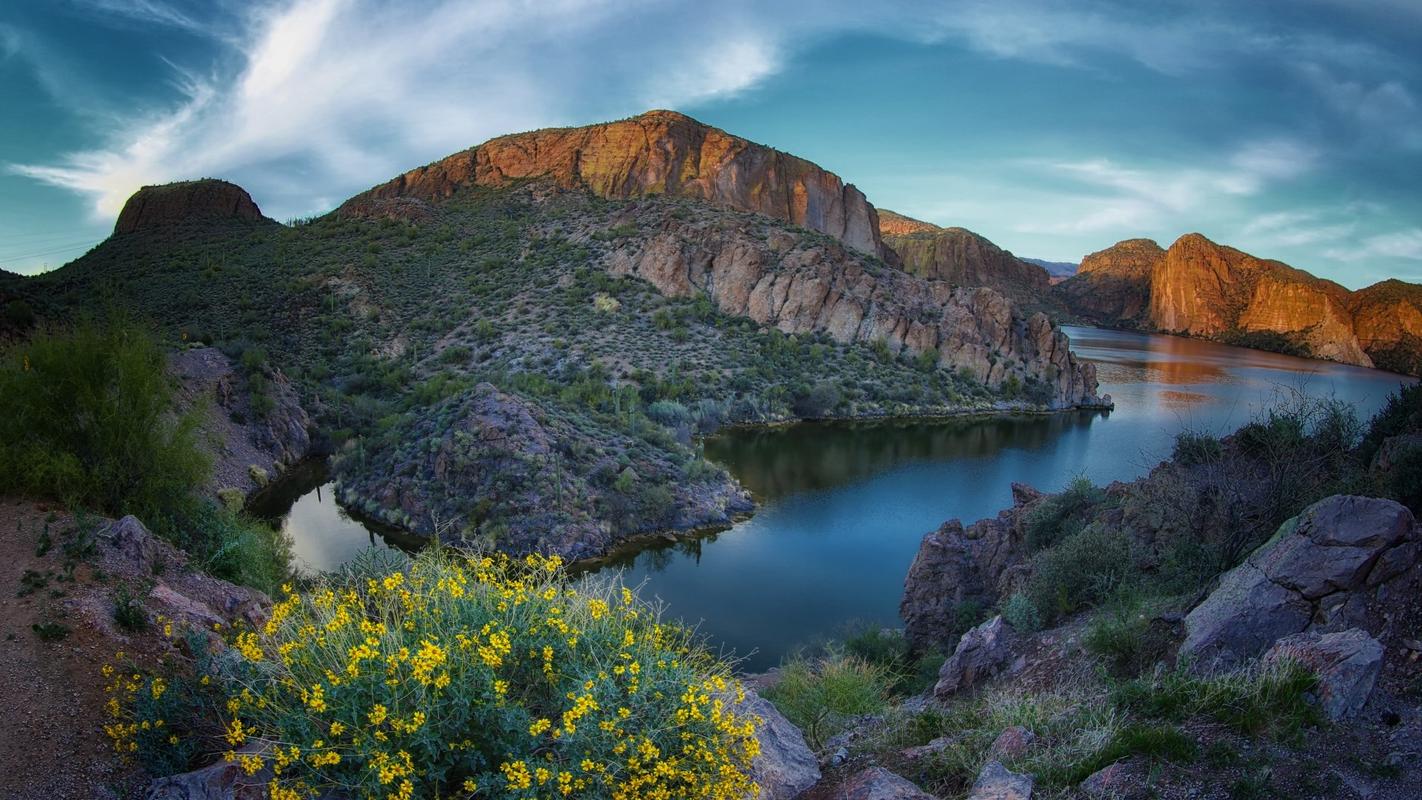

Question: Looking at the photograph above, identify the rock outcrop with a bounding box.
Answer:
[341,110,892,260]
[604,216,1102,408]
[1180,495,1419,670]
[1052,232,1422,373]
[933,615,1020,699]
[733,688,822,800]
[114,179,272,235]
[876,210,942,237]
[1262,628,1383,720]
[883,222,1051,305]
[901,484,1042,649]
[171,347,314,500]
[831,767,936,800]
[967,761,1033,800]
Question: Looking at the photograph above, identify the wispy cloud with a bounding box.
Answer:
[1329,229,1422,262]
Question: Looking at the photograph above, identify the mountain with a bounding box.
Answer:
[1023,257,1078,281]
[1053,232,1422,373]
[876,210,1051,305]
[11,111,1104,560]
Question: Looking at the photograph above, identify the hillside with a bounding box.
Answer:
[12,112,1104,561]
[877,210,1052,305]
[1022,257,1077,281]
[1053,233,1422,373]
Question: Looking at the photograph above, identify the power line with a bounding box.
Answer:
[0,240,100,262]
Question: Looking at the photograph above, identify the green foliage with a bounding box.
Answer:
[0,317,210,521]
[764,653,892,751]
[1023,476,1104,551]
[1172,430,1223,466]
[841,625,944,696]
[1001,591,1043,633]
[1022,524,1134,626]
[148,498,293,595]
[3,298,35,329]
[1113,659,1322,740]
[1082,594,1176,678]
[113,583,149,632]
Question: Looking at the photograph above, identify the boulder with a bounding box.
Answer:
[934,616,1017,699]
[967,760,1033,800]
[830,767,937,799]
[1181,495,1418,669]
[733,688,821,800]
[1263,629,1383,720]
[1079,760,1146,799]
[988,726,1037,761]
[146,748,277,800]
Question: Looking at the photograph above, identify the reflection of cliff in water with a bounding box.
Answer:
[705,411,1106,502]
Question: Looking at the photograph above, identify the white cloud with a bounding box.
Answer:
[1329,229,1422,262]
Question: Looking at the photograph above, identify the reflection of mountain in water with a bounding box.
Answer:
[705,412,1105,502]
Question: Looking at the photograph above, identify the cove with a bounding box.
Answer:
[259,326,1415,671]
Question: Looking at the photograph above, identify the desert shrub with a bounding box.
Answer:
[203,549,759,799]
[1172,430,1222,466]
[842,625,943,696]
[1023,524,1134,625]
[1023,476,1104,551]
[645,400,691,428]
[102,634,226,778]
[1001,591,1043,633]
[1361,382,1422,461]
[1113,659,1322,740]
[791,381,841,418]
[0,317,210,520]
[1082,595,1176,677]
[148,498,293,594]
[1380,445,1422,513]
[764,653,891,751]
[3,298,35,329]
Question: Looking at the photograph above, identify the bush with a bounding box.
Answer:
[0,317,210,520]
[1023,476,1104,551]
[204,549,759,799]
[1082,595,1175,677]
[1023,525,1134,625]
[842,625,943,696]
[1172,430,1222,466]
[149,498,293,594]
[764,653,891,751]
[1002,591,1043,633]
[791,382,841,418]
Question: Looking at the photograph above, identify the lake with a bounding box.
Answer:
[258,327,1415,670]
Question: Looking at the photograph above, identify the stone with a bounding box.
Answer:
[99,515,164,574]
[732,688,821,800]
[1264,629,1383,720]
[988,726,1037,761]
[967,760,1033,800]
[934,616,1017,699]
[1181,495,1419,669]
[145,748,272,800]
[831,767,937,800]
[1079,761,1145,799]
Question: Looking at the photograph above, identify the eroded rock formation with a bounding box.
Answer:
[881,217,1051,305]
[341,110,891,260]
[114,179,271,235]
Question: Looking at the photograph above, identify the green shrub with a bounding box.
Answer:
[1113,659,1322,740]
[1172,430,1222,466]
[1023,524,1134,625]
[149,498,293,594]
[0,317,210,520]
[1023,476,1104,551]
[1082,595,1175,678]
[1002,592,1042,633]
[764,653,892,750]
[842,625,943,696]
[113,583,149,632]
[142,549,762,799]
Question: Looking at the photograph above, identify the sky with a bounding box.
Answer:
[1,0,1420,288]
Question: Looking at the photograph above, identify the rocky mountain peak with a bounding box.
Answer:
[340,110,892,260]
[1077,238,1165,277]
[877,209,942,236]
[114,179,271,235]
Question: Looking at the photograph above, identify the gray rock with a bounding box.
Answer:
[1080,761,1146,799]
[967,760,1033,800]
[935,616,1017,699]
[830,767,937,799]
[1264,629,1383,720]
[988,726,1037,761]
[733,687,821,800]
[146,749,271,800]
[1181,495,1418,669]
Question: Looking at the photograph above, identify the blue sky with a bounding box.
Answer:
[2,0,1420,288]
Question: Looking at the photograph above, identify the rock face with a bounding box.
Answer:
[883,224,1051,305]
[831,767,936,800]
[170,347,314,499]
[733,688,822,800]
[934,615,1019,699]
[877,210,942,236]
[902,484,1042,649]
[1180,495,1419,669]
[114,179,271,235]
[967,761,1033,800]
[1262,629,1383,720]
[604,218,1102,408]
[1053,232,1422,372]
[341,110,891,260]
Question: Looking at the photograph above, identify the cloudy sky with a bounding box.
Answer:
[2,0,1420,287]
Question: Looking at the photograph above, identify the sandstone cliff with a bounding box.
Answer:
[340,110,892,260]
[114,179,272,234]
[1053,233,1401,370]
[602,208,1102,408]
[878,212,1051,304]
[1351,279,1422,375]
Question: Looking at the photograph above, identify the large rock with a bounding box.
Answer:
[902,485,1041,650]
[934,616,1018,699]
[341,110,891,261]
[967,761,1033,800]
[830,767,937,800]
[884,224,1051,305]
[733,688,821,800]
[1263,629,1383,720]
[1181,495,1419,669]
[115,179,272,235]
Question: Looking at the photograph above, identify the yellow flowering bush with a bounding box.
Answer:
[218,548,760,799]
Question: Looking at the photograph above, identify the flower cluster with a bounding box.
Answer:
[216,548,760,799]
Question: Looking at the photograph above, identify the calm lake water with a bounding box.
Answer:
[261,327,1415,670]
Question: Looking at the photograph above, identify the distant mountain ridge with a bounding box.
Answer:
[1023,257,1077,280]
[876,210,1051,305]
[1052,233,1422,374]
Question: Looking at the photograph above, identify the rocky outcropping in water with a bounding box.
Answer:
[341,110,892,261]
